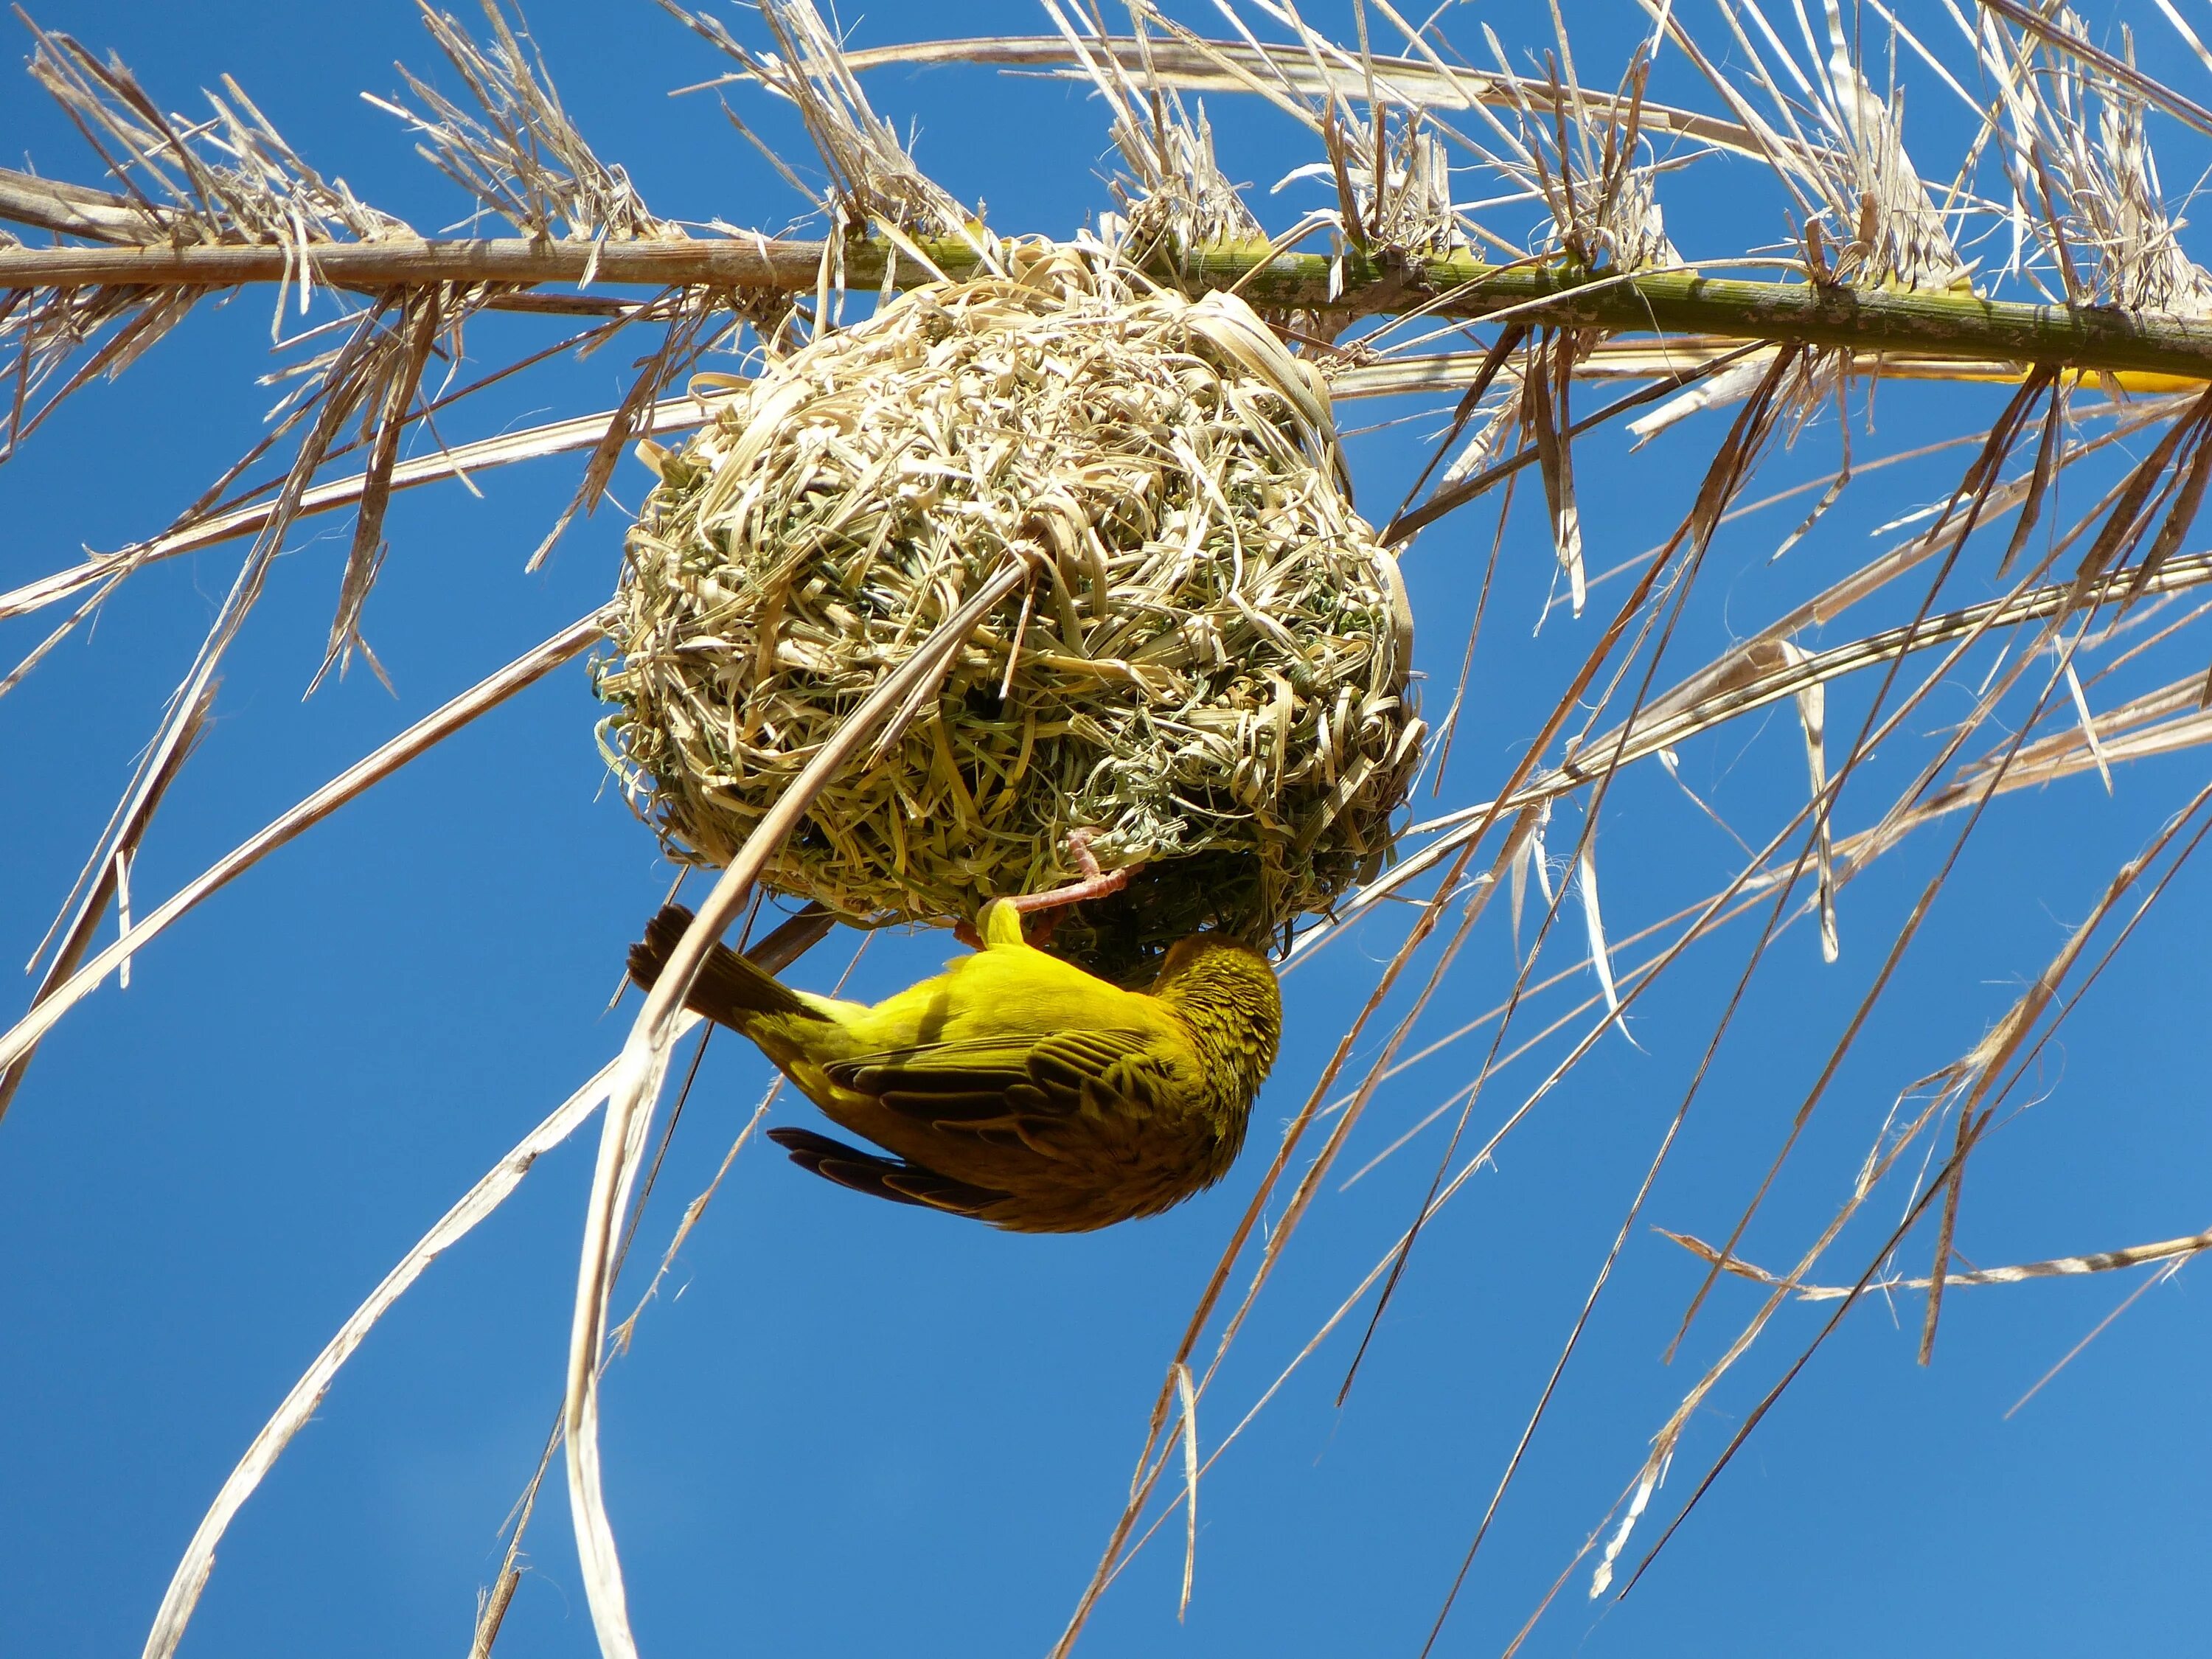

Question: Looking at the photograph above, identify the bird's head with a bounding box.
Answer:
[1150,933,1283,1088]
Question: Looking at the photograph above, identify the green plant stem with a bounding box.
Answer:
[1189,247,2212,380]
[10,226,2212,381]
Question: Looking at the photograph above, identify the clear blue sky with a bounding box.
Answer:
[4,3,2208,1655]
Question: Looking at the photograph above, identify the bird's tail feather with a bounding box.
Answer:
[766,1126,1009,1218]
[627,904,824,1027]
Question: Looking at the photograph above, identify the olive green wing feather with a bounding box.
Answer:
[822,1028,1170,1130]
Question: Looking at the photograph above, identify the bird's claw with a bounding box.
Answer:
[1006,827,1138,916]
[964,829,1143,947]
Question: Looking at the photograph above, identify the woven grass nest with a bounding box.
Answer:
[598,248,1422,983]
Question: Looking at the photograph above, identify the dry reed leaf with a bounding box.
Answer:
[1102,677,2212,1594]
[1572,836,1625,1036]
[1660,1222,2212,1298]
[0,681,212,1121]
[0,396,717,627]
[1311,540,2212,958]
[0,611,608,1079]
[379,0,678,245]
[564,563,1028,1659]
[28,302,398,979]
[1174,1363,1200,1620]
[474,914,843,1659]
[840,27,1778,167]
[1602,779,2212,1596]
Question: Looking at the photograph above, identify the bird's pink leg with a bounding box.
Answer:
[1006,828,1135,916]
[955,829,1141,947]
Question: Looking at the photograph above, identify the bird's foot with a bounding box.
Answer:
[1009,828,1137,917]
[957,829,1142,947]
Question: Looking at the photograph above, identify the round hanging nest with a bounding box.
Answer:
[597,248,1422,983]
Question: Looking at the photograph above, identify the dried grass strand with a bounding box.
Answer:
[0,611,608,1078]
[0,681,211,1123]
[0,396,717,627]
[1662,1223,2212,1298]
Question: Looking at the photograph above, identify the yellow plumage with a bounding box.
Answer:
[627,898,1281,1232]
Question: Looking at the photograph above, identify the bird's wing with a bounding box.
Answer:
[822,1027,1169,1130]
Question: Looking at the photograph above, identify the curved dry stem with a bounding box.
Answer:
[137,1029,661,1659]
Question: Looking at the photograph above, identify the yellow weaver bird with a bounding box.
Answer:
[626,848,1281,1234]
